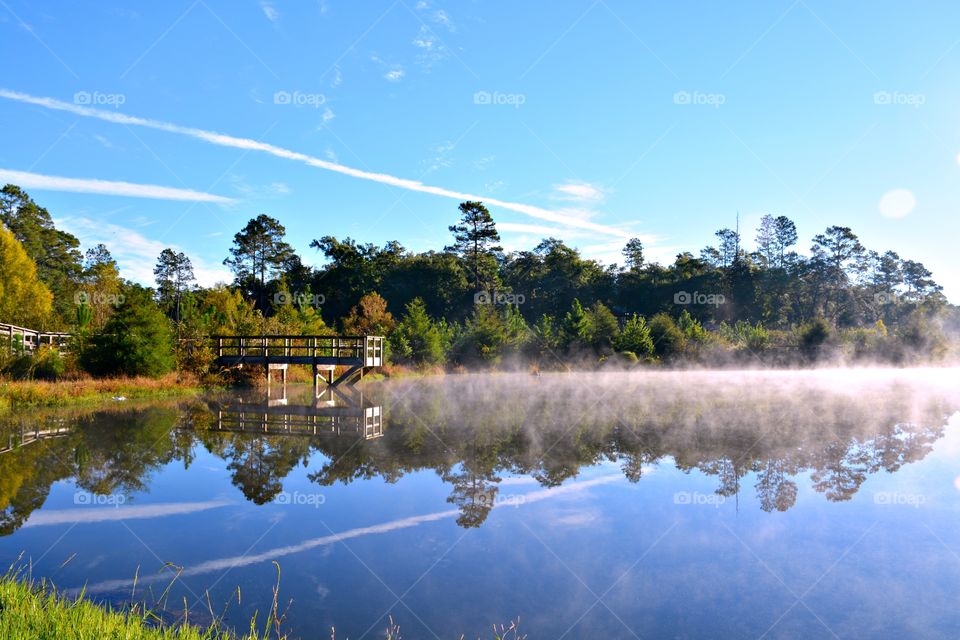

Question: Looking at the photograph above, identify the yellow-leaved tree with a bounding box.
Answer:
[0,226,53,328]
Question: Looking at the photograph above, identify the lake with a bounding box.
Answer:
[1,369,959,639]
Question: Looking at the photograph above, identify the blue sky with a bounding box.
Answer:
[1,1,958,299]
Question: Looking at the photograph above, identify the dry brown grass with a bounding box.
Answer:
[0,372,203,410]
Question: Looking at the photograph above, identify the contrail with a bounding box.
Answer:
[1,89,632,239]
[0,169,235,203]
[78,474,623,594]
[23,500,232,527]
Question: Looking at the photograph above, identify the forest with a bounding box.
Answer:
[1,183,956,380]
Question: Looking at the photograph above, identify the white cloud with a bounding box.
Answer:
[229,176,290,198]
[413,26,436,50]
[497,222,595,239]
[473,155,495,170]
[24,501,230,527]
[878,188,916,218]
[57,216,232,287]
[0,89,631,239]
[384,68,405,82]
[433,9,454,30]
[554,180,605,203]
[260,1,279,23]
[320,107,335,125]
[424,140,455,173]
[0,169,234,203]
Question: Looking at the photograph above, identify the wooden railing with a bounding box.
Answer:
[211,335,384,367]
[1,322,71,354]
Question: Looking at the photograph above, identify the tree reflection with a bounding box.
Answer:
[0,374,956,535]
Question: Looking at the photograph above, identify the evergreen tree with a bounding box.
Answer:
[154,248,196,323]
[392,297,444,366]
[615,314,654,358]
[224,214,295,310]
[81,284,175,377]
[446,201,501,290]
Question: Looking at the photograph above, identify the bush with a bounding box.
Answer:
[80,284,175,378]
[453,305,510,366]
[648,313,686,358]
[614,314,654,359]
[390,297,445,366]
[31,346,66,380]
[0,346,65,381]
[799,318,830,357]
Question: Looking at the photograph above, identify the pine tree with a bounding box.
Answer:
[446,201,501,290]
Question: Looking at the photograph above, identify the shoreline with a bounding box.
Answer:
[0,374,205,412]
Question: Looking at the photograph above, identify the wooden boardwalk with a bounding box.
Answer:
[212,335,384,388]
[1,322,70,354]
[0,424,73,455]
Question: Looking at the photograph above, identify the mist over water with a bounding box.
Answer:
[2,368,960,638]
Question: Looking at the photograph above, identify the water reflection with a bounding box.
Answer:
[0,370,957,537]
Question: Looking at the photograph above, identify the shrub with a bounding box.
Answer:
[390,297,445,366]
[31,346,66,380]
[614,314,654,359]
[799,318,830,357]
[648,313,686,358]
[80,284,175,378]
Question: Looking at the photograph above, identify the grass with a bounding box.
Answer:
[0,373,205,410]
[0,568,525,640]
[0,575,283,640]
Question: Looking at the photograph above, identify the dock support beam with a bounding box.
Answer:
[266,363,287,387]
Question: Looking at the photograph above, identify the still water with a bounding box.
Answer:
[1,369,959,639]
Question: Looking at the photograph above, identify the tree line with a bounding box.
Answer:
[0,183,955,379]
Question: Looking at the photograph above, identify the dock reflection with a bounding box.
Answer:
[207,385,384,440]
